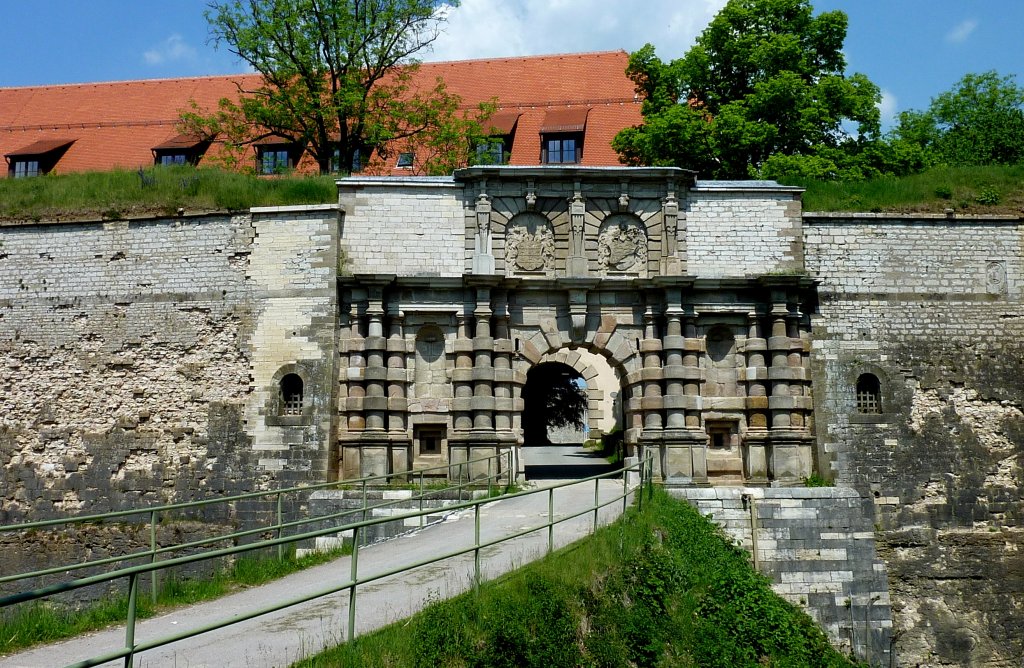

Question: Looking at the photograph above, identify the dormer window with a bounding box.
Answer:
[152,134,210,167]
[540,108,589,165]
[475,111,520,165]
[255,140,303,175]
[5,138,75,178]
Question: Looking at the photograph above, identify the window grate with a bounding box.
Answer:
[855,374,882,414]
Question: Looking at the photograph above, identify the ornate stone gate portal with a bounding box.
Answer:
[335,167,815,485]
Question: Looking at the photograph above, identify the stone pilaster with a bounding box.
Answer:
[567,183,588,276]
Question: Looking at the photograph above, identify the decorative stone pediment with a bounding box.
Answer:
[505,213,555,276]
[597,214,647,276]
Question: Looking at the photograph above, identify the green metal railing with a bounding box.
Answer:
[1,452,653,668]
[0,451,514,604]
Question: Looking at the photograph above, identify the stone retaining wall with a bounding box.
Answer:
[672,486,892,666]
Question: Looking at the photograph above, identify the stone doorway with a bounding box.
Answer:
[522,362,588,446]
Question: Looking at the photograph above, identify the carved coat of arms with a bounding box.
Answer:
[597,221,647,274]
[506,223,555,275]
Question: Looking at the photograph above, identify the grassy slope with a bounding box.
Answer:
[0,165,1021,223]
[297,490,855,668]
[789,165,1024,215]
[0,166,337,222]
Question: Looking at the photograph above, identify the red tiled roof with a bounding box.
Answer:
[0,51,642,176]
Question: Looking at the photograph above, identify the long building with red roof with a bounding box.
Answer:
[0,51,641,177]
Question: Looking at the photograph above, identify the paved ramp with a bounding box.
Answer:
[1,478,632,668]
[522,444,619,480]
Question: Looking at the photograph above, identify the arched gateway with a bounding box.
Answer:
[332,167,815,485]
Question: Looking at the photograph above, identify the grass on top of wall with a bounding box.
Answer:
[0,165,338,222]
[297,489,858,668]
[790,164,1024,215]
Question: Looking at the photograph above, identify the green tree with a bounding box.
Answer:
[894,70,1024,167]
[613,0,882,180]
[185,0,491,175]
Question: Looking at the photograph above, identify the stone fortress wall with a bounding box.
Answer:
[804,213,1024,666]
[0,168,1020,665]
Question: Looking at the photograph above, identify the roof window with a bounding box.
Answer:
[152,134,210,167]
[255,140,303,175]
[5,138,75,178]
[540,108,589,165]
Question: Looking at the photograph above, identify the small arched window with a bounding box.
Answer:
[281,374,304,415]
[855,374,882,414]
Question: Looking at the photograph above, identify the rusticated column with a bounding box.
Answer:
[472,289,495,432]
[363,292,387,432]
[346,301,366,432]
[743,311,769,484]
[640,308,663,432]
[768,302,791,431]
[766,293,806,483]
[682,315,702,429]
[386,312,408,433]
[452,312,474,433]
[662,311,685,429]
[745,311,769,430]
[493,295,514,433]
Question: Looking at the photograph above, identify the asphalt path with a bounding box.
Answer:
[1,476,633,668]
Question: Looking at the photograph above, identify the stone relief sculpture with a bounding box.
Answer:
[597,215,648,275]
[505,214,555,275]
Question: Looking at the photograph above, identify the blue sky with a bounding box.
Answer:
[2,1,1022,129]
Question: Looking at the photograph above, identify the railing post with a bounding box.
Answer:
[149,510,158,604]
[419,471,425,529]
[276,491,284,561]
[637,458,645,513]
[124,572,139,668]
[547,487,554,555]
[348,526,359,644]
[360,480,368,547]
[487,456,493,498]
[474,502,481,594]
[593,477,600,533]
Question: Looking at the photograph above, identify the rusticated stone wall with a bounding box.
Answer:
[0,215,257,521]
[805,213,1024,667]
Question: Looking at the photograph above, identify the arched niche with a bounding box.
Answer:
[597,213,648,276]
[504,212,555,276]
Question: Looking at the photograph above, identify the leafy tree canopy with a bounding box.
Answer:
[893,70,1024,168]
[613,0,882,180]
[183,0,494,175]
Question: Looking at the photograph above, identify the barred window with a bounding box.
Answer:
[856,374,882,414]
[281,374,304,415]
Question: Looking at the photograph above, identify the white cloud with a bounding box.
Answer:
[878,89,899,128]
[945,19,978,44]
[428,0,726,62]
[144,34,198,66]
